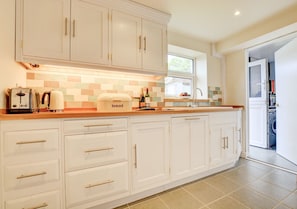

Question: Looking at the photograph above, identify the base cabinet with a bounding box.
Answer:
[209,112,238,167]
[0,120,63,209]
[63,117,129,208]
[130,116,170,192]
[0,110,242,209]
[171,115,209,180]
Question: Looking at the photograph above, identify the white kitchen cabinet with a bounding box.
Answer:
[171,115,209,180]
[0,120,63,209]
[209,112,238,167]
[142,19,167,73]
[16,0,70,60]
[111,10,167,74]
[63,117,129,208]
[70,0,109,64]
[130,116,170,192]
[16,0,109,65]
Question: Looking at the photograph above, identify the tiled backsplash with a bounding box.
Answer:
[26,66,222,109]
[26,66,164,109]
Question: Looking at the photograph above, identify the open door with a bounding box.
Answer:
[248,59,268,148]
[275,37,297,165]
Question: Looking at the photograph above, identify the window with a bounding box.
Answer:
[165,54,196,98]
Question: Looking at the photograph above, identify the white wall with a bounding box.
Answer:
[0,0,26,108]
[224,50,247,157]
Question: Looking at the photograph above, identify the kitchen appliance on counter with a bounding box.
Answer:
[6,87,40,113]
[41,90,64,112]
[97,93,132,112]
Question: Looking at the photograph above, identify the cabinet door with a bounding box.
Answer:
[190,116,208,172]
[132,121,169,192]
[171,118,191,179]
[19,0,70,60]
[223,124,237,162]
[209,125,224,167]
[71,0,109,64]
[111,10,142,69]
[142,20,167,74]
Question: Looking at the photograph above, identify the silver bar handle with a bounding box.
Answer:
[84,124,112,128]
[144,36,147,51]
[85,147,114,153]
[85,179,114,189]
[185,117,201,121]
[139,36,142,50]
[72,20,76,37]
[134,144,138,168]
[65,17,68,36]
[16,140,47,145]
[17,171,47,179]
[23,202,48,209]
[222,137,226,149]
[226,136,229,149]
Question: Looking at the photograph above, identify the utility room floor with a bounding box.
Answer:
[115,158,297,209]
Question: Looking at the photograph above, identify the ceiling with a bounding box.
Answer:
[132,0,297,43]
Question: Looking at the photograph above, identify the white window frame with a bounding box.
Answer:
[166,53,197,99]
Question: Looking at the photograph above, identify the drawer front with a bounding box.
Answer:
[63,118,128,134]
[4,129,59,156]
[66,162,129,206]
[4,160,60,191]
[65,131,128,171]
[209,111,237,125]
[5,191,61,209]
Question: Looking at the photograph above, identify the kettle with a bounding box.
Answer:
[41,90,64,112]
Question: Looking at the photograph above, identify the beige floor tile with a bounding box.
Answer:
[129,197,168,209]
[183,181,224,204]
[207,196,249,209]
[283,191,297,209]
[231,187,278,209]
[248,179,292,201]
[261,169,297,192]
[203,174,241,194]
[274,203,292,209]
[222,162,271,186]
[159,188,204,209]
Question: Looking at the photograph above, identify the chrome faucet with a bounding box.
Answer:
[191,87,203,107]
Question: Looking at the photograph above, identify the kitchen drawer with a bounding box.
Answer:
[5,191,61,209]
[63,118,128,134]
[65,131,128,171]
[4,160,60,191]
[66,162,129,206]
[209,111,237,125]
[4,129,59,157]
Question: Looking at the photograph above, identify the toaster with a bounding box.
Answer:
[6,87,40,113]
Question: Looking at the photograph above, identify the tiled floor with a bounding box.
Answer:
[248,146,297,172]
[115,158,297,209]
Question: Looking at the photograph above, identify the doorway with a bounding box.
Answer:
[247,35,297,172]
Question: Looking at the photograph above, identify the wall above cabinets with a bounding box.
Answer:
[15,0,171,75]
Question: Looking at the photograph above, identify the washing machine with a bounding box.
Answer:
[268,108,276,148]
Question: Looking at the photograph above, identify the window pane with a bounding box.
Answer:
[165,77,192,97]
[168,55,193,73]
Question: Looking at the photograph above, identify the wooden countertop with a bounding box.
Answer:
[0,106,244,120]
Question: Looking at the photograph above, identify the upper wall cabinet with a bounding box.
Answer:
[70,0,109,65]
[15,0,170,75]
[111,10,167,74]
[16,0,70,60]
[16,0,109,65]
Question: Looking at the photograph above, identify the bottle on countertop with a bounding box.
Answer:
[144,88,150,107]
[139,89,146,108]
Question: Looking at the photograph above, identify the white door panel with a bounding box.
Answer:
[275,37,297,164]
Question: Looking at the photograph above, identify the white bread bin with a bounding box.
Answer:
[97,93,132,112]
